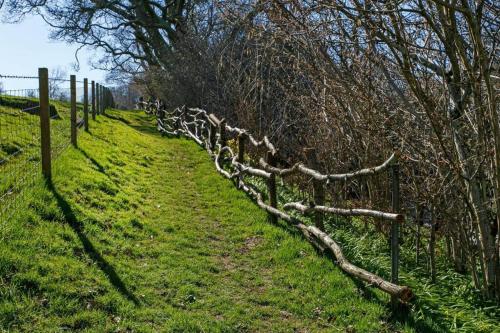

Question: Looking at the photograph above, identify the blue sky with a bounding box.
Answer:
[0,15,108,91]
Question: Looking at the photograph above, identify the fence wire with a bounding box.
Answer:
[0,86,41,222]
[0,75,93,222]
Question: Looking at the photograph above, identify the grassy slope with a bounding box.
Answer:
[1,109,497,332]
[1,109,393,332]
[0,97,79,194]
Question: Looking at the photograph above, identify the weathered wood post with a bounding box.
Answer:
[175,108,182,134]
[237,132,246,163]
[38,68,51,179]
[391,162,400,308]
[266,151,278,223]
[219,119,226,148]
[304,148,325,230]
[180,106,186,125]
[96,83,100,115]
[91,81,96,120]
[209,121,217,150]
[70,75,77,147]
[102,87,106,111]
[83,78,89,131]
[106,87,110,110]
[100,85,105,115]
[236,132,247,188]
[101,86,105,112]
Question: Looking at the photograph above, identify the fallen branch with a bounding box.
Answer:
[298,152,398,181]
[232,175,412,302]
[284,202,404,222]
[154,106,412,302]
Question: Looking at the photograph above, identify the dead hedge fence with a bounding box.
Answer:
[142,102,413,304]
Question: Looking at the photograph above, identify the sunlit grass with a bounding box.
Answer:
[0,108,497,332]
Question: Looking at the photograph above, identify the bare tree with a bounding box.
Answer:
[48,66,67,100]
[3,0,190,74]
[4,0,500,300]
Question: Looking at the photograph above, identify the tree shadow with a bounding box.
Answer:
[104,113,131,125]
[78,147,106,175]
[388,298,446,333]
[235,180,447,332]
[46,179,140,306]
[104,112,159,135]
[99,110,456,332]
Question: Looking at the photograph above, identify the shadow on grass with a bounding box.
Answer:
[46,179,140,306]
[389,299,446,333]
[237,181,446,332]
[104,113,131,125]
[104,112,159,135]
[78,147,106,175]
[101,109,456,331]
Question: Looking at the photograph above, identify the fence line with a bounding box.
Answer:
[0,68,114,222]
[140,102,412,304]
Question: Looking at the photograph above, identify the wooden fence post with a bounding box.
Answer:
[236,133,247,188]
[304,148,325,230]
[70,75,77,147]
[102,87,105,110]
[38,68,51,179]
[391,162,400,308]
[91,81,96,120]
[102,86,106,115]
[219,119,226,148]
[237,132,246,162]
[209,122,217,150]
[83,78,89,131]
[175,108,182,134]
[266,151,278,223]
[96,83,100,115]
[99,85,103,114]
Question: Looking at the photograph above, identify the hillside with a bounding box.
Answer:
[0,109,498,332]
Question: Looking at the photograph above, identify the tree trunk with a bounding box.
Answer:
[468,178,497,298]
[452,235,466,274]
[429,204,437,283]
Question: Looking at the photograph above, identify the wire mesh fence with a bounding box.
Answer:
[50,87,73,160]
[0,71,113,223]
[0,85,41,222]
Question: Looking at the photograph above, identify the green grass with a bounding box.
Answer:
[0,96,79,220]
[0,109,498,332]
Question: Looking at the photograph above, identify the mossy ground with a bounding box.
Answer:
[0,108,497,332]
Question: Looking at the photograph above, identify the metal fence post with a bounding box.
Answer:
[84,78,89,132]
[38,68,51,179]
[391,163,400,308]
[70,75,77,147]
